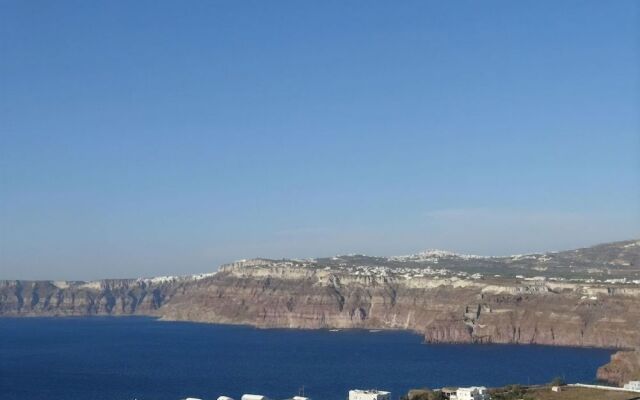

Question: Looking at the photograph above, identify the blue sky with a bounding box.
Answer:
[1,1,639,280]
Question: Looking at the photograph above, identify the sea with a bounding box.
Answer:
[0,317,614,400]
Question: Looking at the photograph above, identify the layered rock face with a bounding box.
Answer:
[158,266,640,351]
[0,279,180,316]
[3,265,640,349]
[2,240,640,384]
[597,350,640,385]
[4,267,639,347]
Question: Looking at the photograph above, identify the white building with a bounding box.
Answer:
[242,394,270,400]
[624,381,640,391]
[454,387,489,400]
[349,389,391,400]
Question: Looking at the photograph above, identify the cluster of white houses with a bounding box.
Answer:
[186,395,312,400]
[624,381,640,392]
[346,388,489,400]
[183,387,490,400]
[347,387,491,400]
[436,387,489,400]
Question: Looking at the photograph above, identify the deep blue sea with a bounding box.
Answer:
[0,317,613,400]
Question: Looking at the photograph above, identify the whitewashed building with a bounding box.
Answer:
[242,394,270,400]
[624,381,640,392]
[349,389,391,400]
[454,386,489,400]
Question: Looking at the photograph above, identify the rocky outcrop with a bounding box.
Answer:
[597,350,640,385]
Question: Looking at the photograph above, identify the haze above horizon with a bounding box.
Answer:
[1,1,639,280]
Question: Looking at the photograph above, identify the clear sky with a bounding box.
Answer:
[1,1,639,280]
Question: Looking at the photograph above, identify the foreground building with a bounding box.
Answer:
[241,395,271,400]
[624,381,640,392]
[451,387,489,400]
[349,389,391,400]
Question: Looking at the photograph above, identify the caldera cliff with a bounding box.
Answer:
[2,240,640,384]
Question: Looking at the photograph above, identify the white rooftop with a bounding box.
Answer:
[350,390,391,395]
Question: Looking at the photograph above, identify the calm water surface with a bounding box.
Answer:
[0,317,613,400]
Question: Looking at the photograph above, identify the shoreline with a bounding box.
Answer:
[0,313,630,353]
[1,314,622,386]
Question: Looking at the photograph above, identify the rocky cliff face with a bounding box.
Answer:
[0,279,180,316]
[597,350,640,385]
[155,267,640,350]
[2,240,640,384]
[3,266,640,347]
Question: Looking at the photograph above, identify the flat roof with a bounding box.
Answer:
[350,390,391,395]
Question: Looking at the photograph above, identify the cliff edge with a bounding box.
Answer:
[2,240,639,384]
